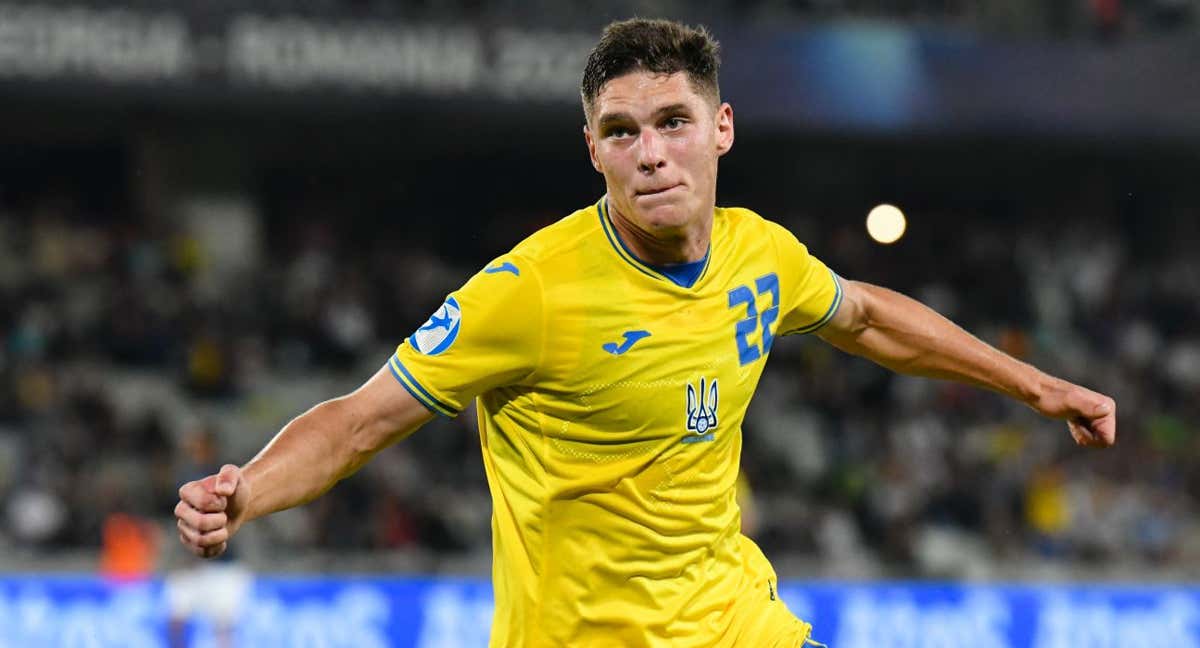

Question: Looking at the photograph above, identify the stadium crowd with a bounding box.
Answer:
[0,163,1196,581]
[79,0,1198,40]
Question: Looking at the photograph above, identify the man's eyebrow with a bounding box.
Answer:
[597,104,692,130]
[597,111,634,130]
[652,103,691,118]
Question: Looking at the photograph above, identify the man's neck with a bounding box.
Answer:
[606,199,712,265]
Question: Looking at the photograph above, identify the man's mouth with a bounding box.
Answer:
[636,184,682,197]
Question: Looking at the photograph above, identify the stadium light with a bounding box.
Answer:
[866,203,906,244]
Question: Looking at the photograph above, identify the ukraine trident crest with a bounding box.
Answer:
[685,377,719,441]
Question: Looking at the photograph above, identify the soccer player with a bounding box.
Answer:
[175,18,1116,647]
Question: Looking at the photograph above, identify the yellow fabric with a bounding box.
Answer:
[392,198,840,646]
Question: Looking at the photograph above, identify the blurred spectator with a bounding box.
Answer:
[165,424,252,648]
[99,512,159,581]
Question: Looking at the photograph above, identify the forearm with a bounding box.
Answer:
[173,366,437,559]
[820,281,1054,404]
[240,396,387,523]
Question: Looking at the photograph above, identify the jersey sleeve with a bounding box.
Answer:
[771,224,843,336]
[388,254,544,417]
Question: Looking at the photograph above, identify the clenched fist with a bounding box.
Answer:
[175,464,251,558]
[1030,379,1117,448]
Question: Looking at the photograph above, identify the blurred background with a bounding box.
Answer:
[1,0,1199,646]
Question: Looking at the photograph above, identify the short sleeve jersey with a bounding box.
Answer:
[390,199,841,647]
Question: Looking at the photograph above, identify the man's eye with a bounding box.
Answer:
[608,127,633,138]
[663,117,686,130]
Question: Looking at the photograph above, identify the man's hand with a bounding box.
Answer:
[1029,379,1117,448]
[175,464,251,558]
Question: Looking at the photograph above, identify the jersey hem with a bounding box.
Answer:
[779,269,844,336]
[388,352,458,417]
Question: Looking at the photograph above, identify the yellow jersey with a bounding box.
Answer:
[391,198,841,647]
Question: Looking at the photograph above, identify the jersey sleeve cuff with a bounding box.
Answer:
[781,270,844,336]
[388,353,459,417]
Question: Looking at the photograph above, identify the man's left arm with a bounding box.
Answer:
[816,279,1116,447]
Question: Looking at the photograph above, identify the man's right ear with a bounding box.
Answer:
[583,124,603,173]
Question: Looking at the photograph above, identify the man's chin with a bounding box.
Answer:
[633,202,692,231]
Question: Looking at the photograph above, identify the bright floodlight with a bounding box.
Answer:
[866,204,906,244]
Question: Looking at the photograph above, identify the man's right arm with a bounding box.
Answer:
[175,365,436,558]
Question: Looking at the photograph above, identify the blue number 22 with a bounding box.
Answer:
[727,273,780,366]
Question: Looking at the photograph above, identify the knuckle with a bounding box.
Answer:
[182,537,204,556]
[176,520,197,541]
[180,507,200,526]
[204,528,230,545]
[199,513,225,531]
[180,481,202,499]
[196,526,228,547]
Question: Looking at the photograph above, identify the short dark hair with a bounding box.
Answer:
[580,18,721,121]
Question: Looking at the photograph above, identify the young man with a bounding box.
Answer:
[175,18,1116,647]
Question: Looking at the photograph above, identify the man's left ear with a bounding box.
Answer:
[715,103,734,157]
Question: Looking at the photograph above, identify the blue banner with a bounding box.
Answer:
[1,575,1198,647]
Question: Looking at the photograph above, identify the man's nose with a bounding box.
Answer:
[636,130,666,173]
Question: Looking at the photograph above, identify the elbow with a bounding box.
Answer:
[329,396,394,477]
[309,397,372,480]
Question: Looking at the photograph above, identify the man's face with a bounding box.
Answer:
[585,71,734,237]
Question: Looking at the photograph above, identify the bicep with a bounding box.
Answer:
[240,365,437,504]
[817,278,870,348]
[816,279,946,362]
[337,364,438,455]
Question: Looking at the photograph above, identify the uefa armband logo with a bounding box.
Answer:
[683,377,718,443]
[410,297,462,356]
